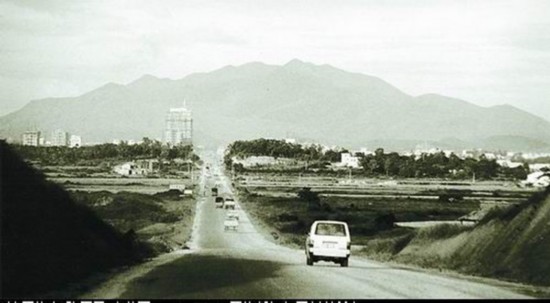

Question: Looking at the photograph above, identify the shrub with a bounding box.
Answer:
[297,187,321,210]
[374,213,397,230]
[277,213,299,222]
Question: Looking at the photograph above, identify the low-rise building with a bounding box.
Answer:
[69,135,82,147]
[113,159,160,176]
[496,160,524,168]
[521,171,550,188]
[114,162,147,176]
[340,152,360,168]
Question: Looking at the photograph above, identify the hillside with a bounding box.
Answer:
[362,186,550,288]
[1,59,550,150]
[0,141,151,297]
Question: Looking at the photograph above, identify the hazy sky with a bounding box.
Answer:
[1,0,549,120]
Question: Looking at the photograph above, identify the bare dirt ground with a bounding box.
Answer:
[48,176,194,194]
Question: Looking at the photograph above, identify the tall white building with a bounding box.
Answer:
[164,106,193,146]
[51,129,69,146]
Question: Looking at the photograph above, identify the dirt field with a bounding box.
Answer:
[48,177,195,195]
[70,189,198,255]
[236,172,536,203]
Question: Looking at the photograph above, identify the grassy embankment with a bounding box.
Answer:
[362,186,550,288]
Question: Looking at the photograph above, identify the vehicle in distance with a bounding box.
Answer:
[305,220,351,267]
[224,197,236,210]
[215,196,224,208]
[227,210,239,221]
[224,215,239,231]
[211,187,218,197]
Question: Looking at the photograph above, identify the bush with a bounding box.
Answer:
[374,213,397,230]
[297,187,321,210]
[277,213,299,222]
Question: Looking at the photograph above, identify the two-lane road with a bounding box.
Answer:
[98,152,530,299]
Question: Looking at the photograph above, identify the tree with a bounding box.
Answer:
[297,187,321,210]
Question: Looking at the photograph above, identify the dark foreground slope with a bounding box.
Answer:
[363,186,550,287]
[0,141,151,297]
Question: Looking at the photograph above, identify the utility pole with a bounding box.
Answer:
[472,172,476,183]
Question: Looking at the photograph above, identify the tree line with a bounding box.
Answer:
[360,148,528,180]
[224,139,530,180]
[11,138,199,166]
[224,138,347,165]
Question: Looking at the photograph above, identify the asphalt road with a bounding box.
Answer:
[112,151,530,299]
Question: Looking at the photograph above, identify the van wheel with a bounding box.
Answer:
[306,256,313,266]
[340,258,349,267]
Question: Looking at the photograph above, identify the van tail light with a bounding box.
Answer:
[308,240,314,247]
[346,241,351,249]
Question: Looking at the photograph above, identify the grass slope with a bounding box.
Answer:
[365,186,550,287]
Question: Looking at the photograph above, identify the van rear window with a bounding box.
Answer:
[315,223,346,236]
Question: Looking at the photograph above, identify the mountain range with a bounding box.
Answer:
[1,59,550,151]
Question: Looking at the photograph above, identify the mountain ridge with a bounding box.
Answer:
[1,59,549,151]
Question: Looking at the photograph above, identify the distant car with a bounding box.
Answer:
[215,196,224,208]
[227,210,239,220]
[224,197,236,210]
[305,220,351,267]
[211,187,218,196]
[224,215,239,231]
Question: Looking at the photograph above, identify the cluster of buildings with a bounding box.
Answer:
[265,139,550,173]
[110,105,194,147]
[19,103,194,149]
[21,130,82,147]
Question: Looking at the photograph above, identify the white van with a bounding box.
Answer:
[305,220,351,267]
[224,197,236,210]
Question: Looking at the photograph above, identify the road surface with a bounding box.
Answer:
[87,151,531,299]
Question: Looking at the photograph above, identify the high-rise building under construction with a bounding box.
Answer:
[164,106,193,146]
